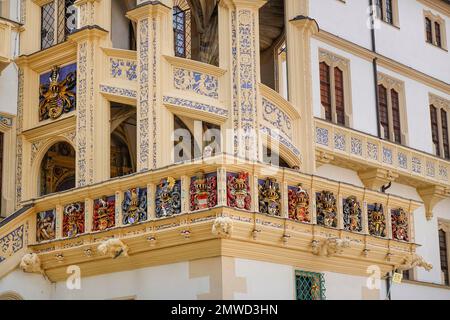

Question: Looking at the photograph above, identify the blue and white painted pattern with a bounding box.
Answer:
[398,152,408,169]
[334,133,346,151]
[0,115,13,127]
[382,147,393,165]
[163,96,228,117]
[426,161,435,177]
[100,84,137,98]
[412,157,422,174]
[439,165,448,180]
[260,126,301,157]
[173,68,218,99]
[110,58,138,81]
[367,142,378,160]
[351,138,362,156]
[262,98,292,140]
[0,225,24,263]
[316,128,329,146]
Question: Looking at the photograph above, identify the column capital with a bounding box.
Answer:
[126,1,171,22]
[290,15,319,35]
[67,25,109,43]
[221,0,267,10]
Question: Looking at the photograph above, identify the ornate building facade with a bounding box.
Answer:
[0,0,449,300]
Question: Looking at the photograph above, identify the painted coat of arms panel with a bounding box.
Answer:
[368,203,386,238]
[36,210,56,242]
[391,208,409,242]
[227,172,251,211]
[93,196,116,231]
[155,177,182,218]
[258,178,281,217]
[288,184,310,223]
[190,171,217,211]
[316,191,338,228]
[63,202,85,237]
[122,187,148,225]
[343,196,362,232]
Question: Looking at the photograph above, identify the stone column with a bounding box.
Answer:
[285,1,318,174]
[127,2,172,172]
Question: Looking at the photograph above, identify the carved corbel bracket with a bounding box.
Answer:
[97,238,129,259]
[20,253,44,274]
[417,185,448,220]
[315,150,335,167]
[212,217,234,238]
[311,238,351,257]
[394,253,433,272]
[358,168,399,191]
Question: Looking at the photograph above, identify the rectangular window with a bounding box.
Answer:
[173,6,186,58]
[376,0,384,20]
[435,22,442,48]
[441,109,449,159]
[426,18,433,43]
[430,105,441,157]
[295,271,325,300]
[320,62,332,122]
[439,229,449,286]
[41,0,77,50]
[41,2,55,49]
[378,85,390,140]
[334,67,345,126]
[385,0,393,24]
[391,89,402,144]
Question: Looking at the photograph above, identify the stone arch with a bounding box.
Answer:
[32,137,76,197]
[261,137,301,169]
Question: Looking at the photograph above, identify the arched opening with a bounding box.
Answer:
[259,0,287,99]
[263,145,291,169]
[0,291,24,300]
[173,115,221,163]
[110,103,137,178]
[39,141,75,196]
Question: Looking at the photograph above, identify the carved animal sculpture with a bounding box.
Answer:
[20,253,43,274]
[212,217,234,237]
[395,254,433,272]
[312,238,351,257]
[97,239,129,259]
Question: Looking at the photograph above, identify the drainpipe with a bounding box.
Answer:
[369,0,382,138]
[385,272,392,300]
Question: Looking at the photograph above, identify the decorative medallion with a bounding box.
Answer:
[190,171,217,211]
[343,196,362,232]
[227,172,251,210]
[258,178,281,216]
[316,191,338,228]
[93,196,116,231]
[39,64,77,121]
[391,208,409,242]
[36,210,56,242]
[122,187,148,225]
[368,203,386,238]
[288,184,310,222]
[155,177,181,218]
[63,202,85,237]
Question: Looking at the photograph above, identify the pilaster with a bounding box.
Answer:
[286,6,318,174]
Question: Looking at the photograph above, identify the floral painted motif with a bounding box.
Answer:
[190,172,217,211]
[122,188,148,225]
[391,208,409,242]
[258,178,281,217]
[173,68,218,99]
[39,64,77,121]
[0,225,24,263]
[63,203,85,237]
[343,196,362,232]
[155,177,181,218]
[368,203,386,238]
[93,196,116,231]
[110,58,137,81]
[316,191,338,228]
[288,184,310,223]
[262,98,292,139]
[227,172,251,211]
[36,210,56,242]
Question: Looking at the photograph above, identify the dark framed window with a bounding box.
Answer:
[439,229,449,286]
[41,0,77,50]
[435,22,442,48]
[430,105,440,157]
[295,271,325,300]
[376,0,384,20]
[391,89,402,144]
[173,6,186,58]
[385,0,393,24]
[378,85,390,140]
[334,67,345,126]
[441,109,450,159]
[319,62,332,122]
[425,18,433,44]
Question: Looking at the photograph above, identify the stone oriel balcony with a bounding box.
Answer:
[315,118,450,219]
[0,155,422,281]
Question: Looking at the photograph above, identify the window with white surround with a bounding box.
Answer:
[424,10,447,50]
[377,73,408,145]
[429,94,450,159]
[319,49,352,127]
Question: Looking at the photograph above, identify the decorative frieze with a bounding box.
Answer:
[173,68,218,99]
[110,58,138,81]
